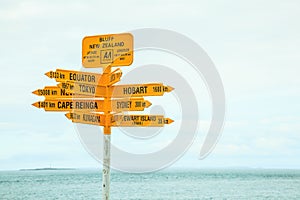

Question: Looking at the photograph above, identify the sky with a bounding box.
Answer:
[0,0,299,171]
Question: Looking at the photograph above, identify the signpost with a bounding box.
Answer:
[112,114,174,127]
[57,82,174,97]
[45,68,122,86]
[32,33,174,200]
[32,98,152,112]
[82,33,133,68]
[65,112,107,126]
[32,86,78,99]
[65,112,174,127]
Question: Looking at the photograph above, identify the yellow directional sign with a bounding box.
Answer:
[111,84,174,98]
[65,112,107,126]
[32,98,152,112]
[82,33,133,68]
[57,82,174,98]
[32,86,77,99]
[111,98,152,112]
[65,112,174,127]
[112,114,174,127]
[45,68,122,86]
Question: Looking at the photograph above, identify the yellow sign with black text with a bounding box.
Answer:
[65,112,107,126]
[82,33,133,68]
[45,68,122,86]
[113,114,174,127]
[32,98,151,112]
[57,82,174,98]
[65,112,174,127]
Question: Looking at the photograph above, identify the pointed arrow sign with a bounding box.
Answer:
[65,112,107,126]
[32,98,152,112]
[65,112,174,127]
[112,114,174,127]
[32,86,89,99]
[45,68,122,86]
[57,82,174,98]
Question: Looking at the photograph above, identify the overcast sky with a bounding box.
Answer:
[0,0,299,170]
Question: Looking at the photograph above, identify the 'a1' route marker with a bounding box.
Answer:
[32,33,174,200]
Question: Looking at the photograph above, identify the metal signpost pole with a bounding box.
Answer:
[102,66,112,200]
[102,132,111,200]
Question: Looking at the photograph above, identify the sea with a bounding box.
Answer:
[0,169,300,200]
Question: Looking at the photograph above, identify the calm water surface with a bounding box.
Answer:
[0,169,299,199]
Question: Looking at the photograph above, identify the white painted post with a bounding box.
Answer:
[102,66,112,200]
[102,134,111,200]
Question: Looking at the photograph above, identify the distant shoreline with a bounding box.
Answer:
[0,167,297,172]
[19,168,76,171]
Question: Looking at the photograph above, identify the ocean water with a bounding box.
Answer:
[0,169,300,200]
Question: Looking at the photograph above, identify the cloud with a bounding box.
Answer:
[255,137,295,150]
